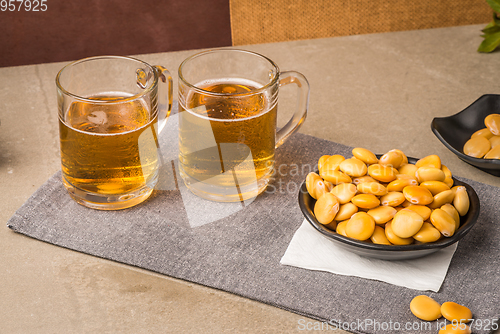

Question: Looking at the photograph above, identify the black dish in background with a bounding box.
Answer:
[298,158,480,261]
[431,94,500,176]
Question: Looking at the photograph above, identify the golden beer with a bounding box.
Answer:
[177,49,309,202]
[59,93,159,209]
[179,79,277,201]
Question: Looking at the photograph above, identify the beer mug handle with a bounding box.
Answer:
[154,65,173,133]
[276,71,310,148]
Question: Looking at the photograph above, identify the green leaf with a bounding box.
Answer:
[482,24,500,34]
[483,20,496,30]
[494,12,500,25]
[486,0,500,13]
[478,31,500,52]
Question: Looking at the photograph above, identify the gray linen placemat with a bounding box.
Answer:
[7,125,500,334]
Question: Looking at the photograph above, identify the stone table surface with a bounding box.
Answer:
[1,24,499,333]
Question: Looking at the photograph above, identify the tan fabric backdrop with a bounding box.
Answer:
[230,0,492,45]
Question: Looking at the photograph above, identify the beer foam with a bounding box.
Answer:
[181,78,278,122]
[61,91,156,136]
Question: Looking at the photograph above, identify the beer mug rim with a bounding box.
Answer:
[178,49,280,97]
[56,55,158,104]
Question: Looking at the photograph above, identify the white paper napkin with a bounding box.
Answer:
[280,220,457,292]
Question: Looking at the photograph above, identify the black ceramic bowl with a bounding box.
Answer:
[298,157,480,260]
[431,94,500,176]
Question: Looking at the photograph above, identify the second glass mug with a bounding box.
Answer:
[178,49,309,202]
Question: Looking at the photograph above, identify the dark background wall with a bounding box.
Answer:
[0,0,232,67]
[1,0,492,68]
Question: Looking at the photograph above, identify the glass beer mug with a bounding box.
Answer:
[56,56,172,210]
[178,49,309,202]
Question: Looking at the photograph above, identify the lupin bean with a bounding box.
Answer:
[441,301,473,323]
[334,202,358,221]
[485,113,500,135]
[463,136,490,158]
[441,164,453,179]
[367,164,397,183]
[419,180,450,196]
[380,191,406,207]
[429,189,455,209]
[352,147,379,165]
[336,220,349,237]
[413,222,442,243]
[404,205,431,220]
[403,186,434,205]
[351,194,380,209]
[398,163,418,177]
[438,324,471,334]
[416,154,442,169]
[395,173,419,183]
[452,186,470,216]
[367,206,397,225]
[356,182,388,196]
[314,193,340,225]
[441,203,460,231]
[379,150,404,168]
[392,149,408,165]
[387,178,417,192]
[339,158,368,177]
[385,221,414,245]
[322,170,352,185]
[471,127,494,139]
[430,208,456,237]
[410,295,442,321]
[317,155,331,171]
[391,209,424,238]
[442,164,454,188]
[401,200,412,208]
[352,175,377,185]
[484,145,500,159]
[306,172,322,199]
[331,183,357,204]
[443,177,454,188]
[415,166,446,183]
[345,212,375,241]
[490,135,500,148]
[319,155,345,177]
[312,178,333,200]
[370,225,391,245]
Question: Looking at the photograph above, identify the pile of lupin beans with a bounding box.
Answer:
[410,295,473,334]
[306,148,470,244]
[463,113,500,159]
